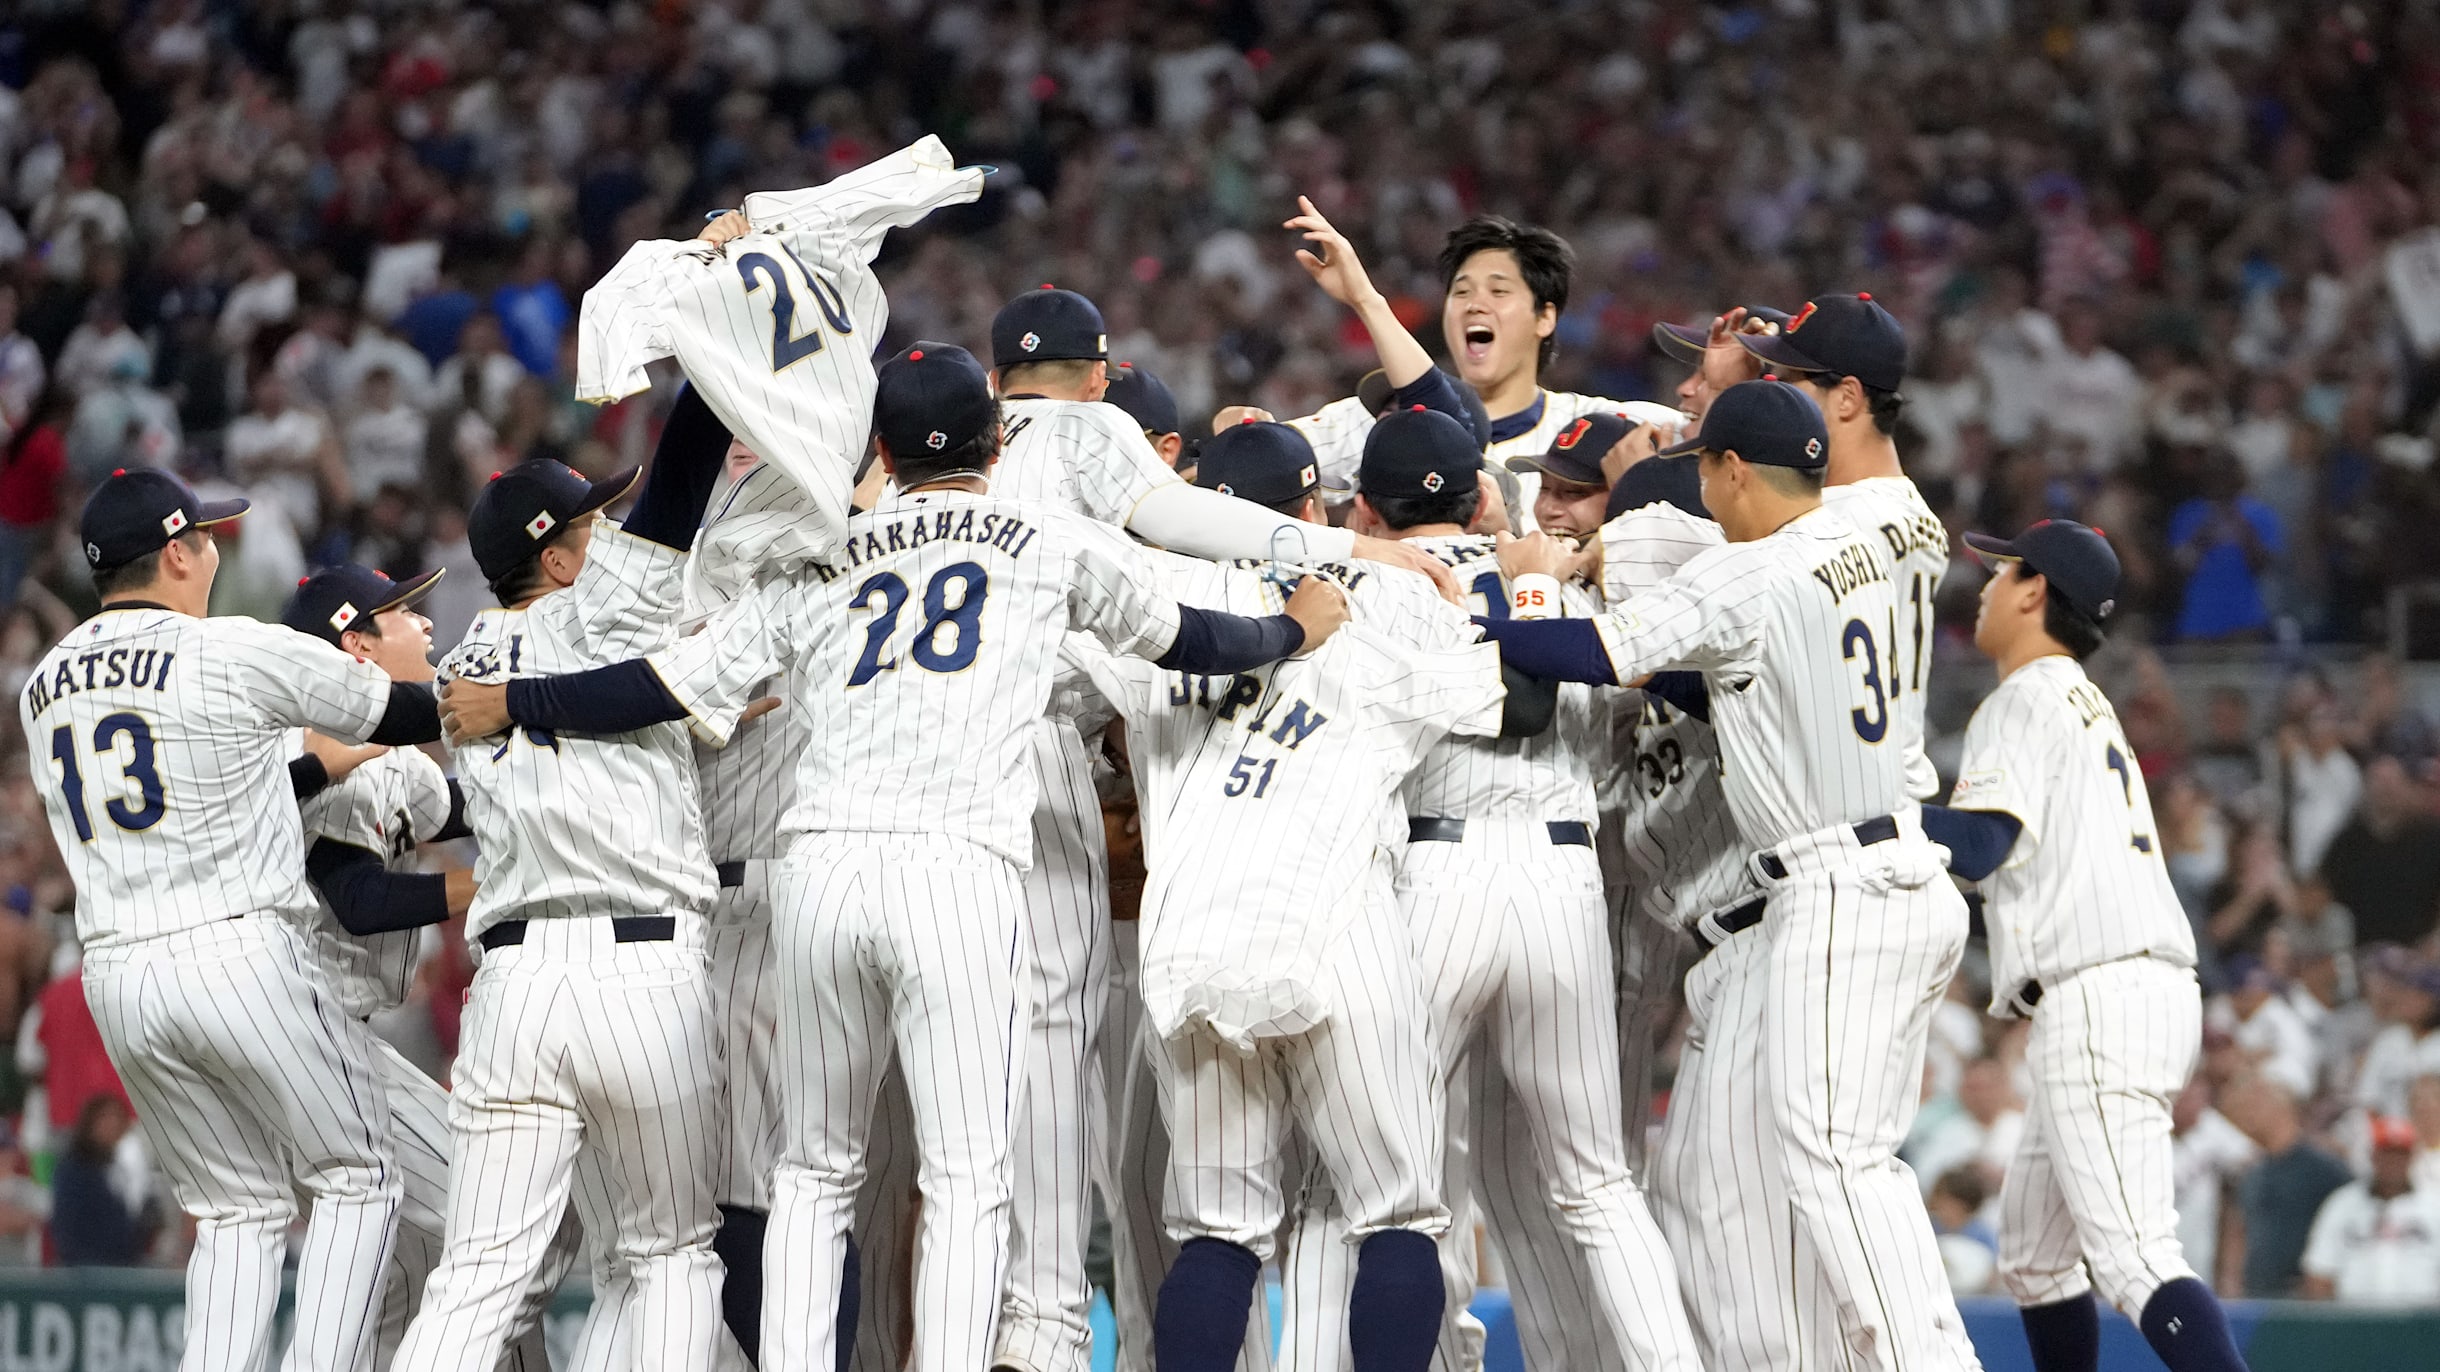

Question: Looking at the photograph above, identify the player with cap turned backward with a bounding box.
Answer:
[22,469,450,1372]
[449,342,1352,1372]
[282,564,576,1372]
[982,280,1457,1372]
[1486,379,1980,1372]
[1082,412,1545,1372]
[1278,405,1699,1372]
[1922,521,2248,1372]
[394,383,742,1372]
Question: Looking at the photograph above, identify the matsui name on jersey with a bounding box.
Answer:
[1166,669,1331,750]
[24,647,177,719]
[1808,541,1890,603]
[813,507,1041,581]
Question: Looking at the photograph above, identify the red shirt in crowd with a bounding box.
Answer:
[37,971,132,1134]
[0,423,64,528]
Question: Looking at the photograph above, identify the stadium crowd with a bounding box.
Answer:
[0,0,2433,1308]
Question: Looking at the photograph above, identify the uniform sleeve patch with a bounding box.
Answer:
[1951,769,2004,802]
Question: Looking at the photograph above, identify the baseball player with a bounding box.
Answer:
[465,343,1351,1372]
[1927,520,2247,1372]
[1103,361,1186,470]
[1484,380,1979,1371]
[1285,212,1681,527]
[23,469,447,1372]
[281,564,576,1372]
[1279,406,1700,1372]
[1084,418,1541,1372]
[395,402,742,1372]
[977,280,1459,1372]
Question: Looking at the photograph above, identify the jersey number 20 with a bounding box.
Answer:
[736,246,853,373]
[49,714,165,841]
[847,562,989,686]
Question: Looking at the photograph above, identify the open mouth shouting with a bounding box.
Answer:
[1462,322,1496,364]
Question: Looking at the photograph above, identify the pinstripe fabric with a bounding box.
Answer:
[294,744,454,1017]
[708,895,784,1209]
[85,917,401,1372]
[1997,959,2203,1314]
[766,834,1029,1372]
[1819,480,1949,803]
[22,609,393,946]
[576,137,985,559]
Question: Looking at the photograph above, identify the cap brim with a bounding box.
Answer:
[1651,322,1707,364]
[1655,433,1710,458]
[1961,531,2021,567]
[372,566,446,614]
[578,467,643,519]
[1504,454,1606,486]
[1736,332,1830,375]
[194,497,250,527]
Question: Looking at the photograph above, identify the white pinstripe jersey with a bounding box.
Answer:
[1821,476,1947,800]
[440,525,713,938]
[1591,505,1910,850]
[995,395,1178,524]
[688,462,823,866]
[1597,504,1752,927]
[576,136,984,556]
[1404,533,1600,823]
[21,609,393,948]
[1288,391,1683,532]
[1088,567,1502,1045]
[1951,656,2198,1011]
[294,741,454,1017]
[645,489,1186,866]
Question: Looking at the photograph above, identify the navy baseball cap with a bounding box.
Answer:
[875,343,997,459]
[282,564,445,645]
[1657,380,1828,469]
[81,468,248,573]
[1359,406,1482,499]
[1194,421,1320,507]
[468,458,640,582]
[1508,413,1634,487]
[992,286,1108,368]
[1606,453,1709,521]
[1737,293,1907,394]
[1964,519,2121,623]
[1103,362,1180,436]
[1651,306,1791,364]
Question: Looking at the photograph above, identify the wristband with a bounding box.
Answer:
[1510,573,1563,620]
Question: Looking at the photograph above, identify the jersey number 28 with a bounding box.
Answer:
[48,714,165,841]
[847,562,990,686]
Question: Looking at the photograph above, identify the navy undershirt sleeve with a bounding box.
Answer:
[1498,666,1557,738]
[622,384,736,549]
[504,660,689,735]
[290,755,330,800]
[1920,805,2025,882]
[429,779,471,843]
[368,682,442,746]
[1643,670,1712,722]
[1470,617,1619,686]
[1153,607,1306,674]
[1388,368,1467,428]
[305,838,451,936]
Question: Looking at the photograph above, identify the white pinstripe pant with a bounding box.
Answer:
[1153,891,1445,1266]
[1277,830,1697,1372]
[1760,861,1981,1372]
[1997,958,2202,1315]
[371,1037,569,1372]
[767,833,1029,1372]
[710,887,785,1211]
[85,916,401,1372]
[392,916,728,1372]
[847,1055,919,1372]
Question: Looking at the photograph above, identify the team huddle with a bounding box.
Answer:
[17,135,2254,1372]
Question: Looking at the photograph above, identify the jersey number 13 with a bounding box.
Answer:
[48,714,165,841]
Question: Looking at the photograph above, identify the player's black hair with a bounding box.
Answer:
[1365,484,1481,533]
[893,404,1005,489]
[91,528,205,597]
[2043,589,2107,661]
[1437,216,1574,372]
[997,359,1101,394]
[488,557,547,608]
[1749,462,1826,498]
[1799,372,1906,435]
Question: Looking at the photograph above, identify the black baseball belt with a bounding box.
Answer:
[480,916,676,951]
[1752,813,1899,880]
[1407,817,1593,847]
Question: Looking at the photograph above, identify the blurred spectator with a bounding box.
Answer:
[51,294,145,402]
[0,1130,48,1268]
[431,312,521,427]
[2206,822,2295,960]
[1908,1057,2023,1200]
[1928,1166,1997,1297]
[2320,758,2440,949]
[2349,656,2438,769]
[2301,1116,2440,1304]
[490,239,569,379]
[2167,459,2282,642]
[2281,707,2363,878]
[213,236,297,357]
[46,1095,154,1267]
[25,966,130,1152]
[2414,1074,2440,1195]
[2222,1072,2354,1297]
[0,390,69,608]
[2190,689,2271,816]
[63,350,178,485]
[0,286,43,443]
[2175,1076,2259,1285]
[2353,951,2440,1124]
[344,366,426,496]
[223,371,342,543]
[2209,957,2321,1101]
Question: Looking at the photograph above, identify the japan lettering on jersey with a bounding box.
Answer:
[295,740,455,1017]
[1950,657,2198,1012]
[1089,575,1503,1047]
[1597,503,1748,927]
[643,490,1185,865]
[440,526,715,937]
[21,610,392,947]
[1822,477,1948,800]
[577,137,984,554]
[1591,507,1909,849]
[1405,533,1600,822]
[1288,392,1683,532]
